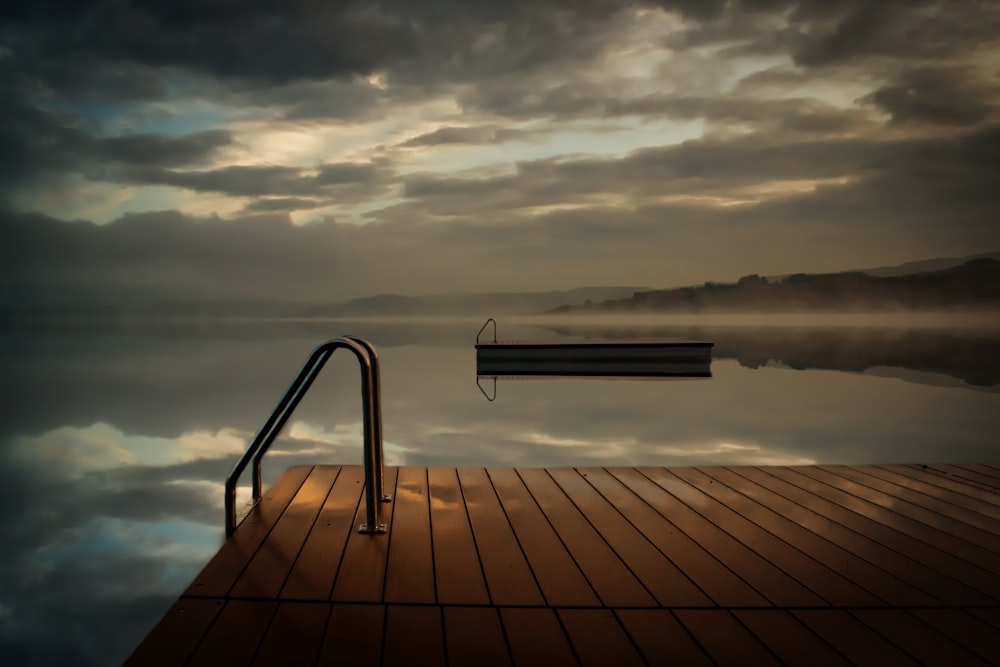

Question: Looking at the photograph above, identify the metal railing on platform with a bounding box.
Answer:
[224,336,390,538]
[476,317,497,344]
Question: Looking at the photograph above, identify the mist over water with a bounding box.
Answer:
[0,315,998,665]
[517,310,1000,328]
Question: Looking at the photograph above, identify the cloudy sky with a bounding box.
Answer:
[2,0,999,303]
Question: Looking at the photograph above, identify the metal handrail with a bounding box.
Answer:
[344,336,391,506]
[475,375,497,401]
[224,337,388,537]
[476,318,497,344]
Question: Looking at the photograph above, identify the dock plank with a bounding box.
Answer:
[383,467,436,604]
[280,466,365,600]
[500,607,578,667]
[330,467,399,602]
[185,466,312,597]
[736,466,999,604]
[908,610,1000,664]
[676,466,900,605]
[187,600,276,667]
[863,465,1000,522]
[558,609,645,667]
[970,607,1000,630]
[911,465,996,494]
[123,598,223,667]
[488,467,598,607]
[443,607,512,667]
[696,466,938,606]
[457,467,543,606]
[252,602,329,667]
[614,609,713,666]
[131,463,1000,666]
[648,467,873,606]
[675,609,782,666]
[583,467,766,607]
[428,467,490,605]
[821,465,1000,546]
[608,466,825,607]
[955,463,1000,485]
[382,605,446,667]
[231,466,340,598]
[517,468,658,607]
[785,466,1000,575]
[547,467,711,607]
[851,609,991,667]
[733,610,850,667]
[926,464,1000,492]
[746,468,1000,604]
[316,604,384,667]
[793,609,921,666]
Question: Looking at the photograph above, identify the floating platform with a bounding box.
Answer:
[129,462,1000,666]
[475,339,713,377]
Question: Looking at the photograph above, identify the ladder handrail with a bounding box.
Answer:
[344,336,391,505]
[225,337,388,537]
[476,374,497,401]
[476,318,497,344]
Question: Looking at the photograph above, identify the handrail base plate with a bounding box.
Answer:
[358,523,388,534]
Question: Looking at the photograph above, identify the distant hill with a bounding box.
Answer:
[299,287,649,318]
[549,259,1000,314]
[768,251,1000,280]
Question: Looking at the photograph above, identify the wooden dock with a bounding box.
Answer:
[128,463,1000,666]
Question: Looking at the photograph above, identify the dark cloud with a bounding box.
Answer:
[864,66,997,127]
[94,130,233,167]
[0,101,86,195]
[0,100,233,203]
[3,1,998,111]
[665,1,1000,74]
[1,0,639,90]
[271,79,386,121]
[119,165,311,196]
[0,1,657,201]
[789,0,1000,67]
[791,2,923,66]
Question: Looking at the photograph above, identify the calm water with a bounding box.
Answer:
[1,317,998,665]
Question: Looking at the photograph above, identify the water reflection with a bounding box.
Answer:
[0,318,998,664]
[533,321,1000,389]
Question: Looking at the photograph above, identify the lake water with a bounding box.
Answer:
[1,316,998,665]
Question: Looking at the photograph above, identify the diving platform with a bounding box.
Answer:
[474,320,713,377]
[475,339,713,377]
[128,462,1000,666]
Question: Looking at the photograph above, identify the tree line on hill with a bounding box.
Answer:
[550,259,1000,314]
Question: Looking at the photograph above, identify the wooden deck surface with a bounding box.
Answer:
[129,463,1000,666]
